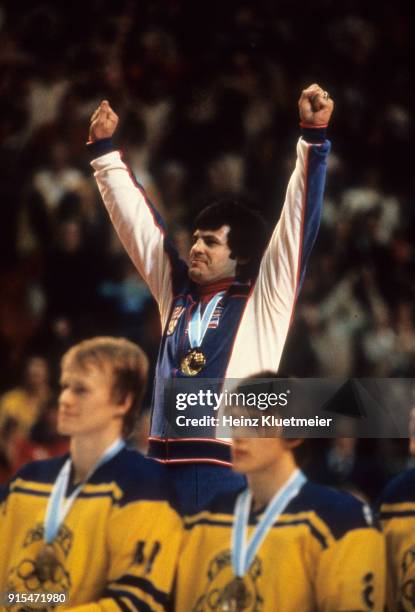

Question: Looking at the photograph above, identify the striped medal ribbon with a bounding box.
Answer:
[231,468,307,577]
[188,291,225,348]
[44,437,125,543]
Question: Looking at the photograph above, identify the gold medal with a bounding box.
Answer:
[34,544,60,583]
[220,577,250,611]
[180,348,206,376]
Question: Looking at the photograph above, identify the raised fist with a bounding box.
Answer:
[298,84,334,127]
[89,100,119,142]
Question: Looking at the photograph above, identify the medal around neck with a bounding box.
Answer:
[232,469,307,579]
[182,291,225,376]
[34,543,60,583]
[220,576,251,611]
[40,439,125,578]
[180,348,206,376]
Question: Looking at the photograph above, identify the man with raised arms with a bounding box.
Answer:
[87,85,333,513]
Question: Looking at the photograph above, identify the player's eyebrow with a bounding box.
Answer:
[60,374,82,386]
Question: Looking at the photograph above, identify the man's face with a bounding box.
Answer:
[188,225,237,285]
[57,362,125,439]
[231,436,287,475]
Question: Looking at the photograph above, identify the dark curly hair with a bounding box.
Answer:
[194,197,269,281]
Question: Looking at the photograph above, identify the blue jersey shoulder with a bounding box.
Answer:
[11,454,68,484]
[194,481,373,541]
[7,449,174,508]
[378,468,415,507]
[92,447,175,507]
[288,481,375,539]
[205,489,239,517]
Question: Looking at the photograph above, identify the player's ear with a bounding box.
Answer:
[285,438,304,451]
[236,256,250,265]
[114,393,133,417]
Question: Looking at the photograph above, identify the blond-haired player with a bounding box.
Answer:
[0,337,181,611]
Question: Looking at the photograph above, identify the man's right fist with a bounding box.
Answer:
[88,100,119,142]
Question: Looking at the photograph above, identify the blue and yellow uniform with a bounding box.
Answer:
[379,468,415,611]
[0,448,182,611]
[175,482,385,611]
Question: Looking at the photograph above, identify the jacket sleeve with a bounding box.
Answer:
[91,148,187,329]
[66,499,183,612]
[251,137,330,340]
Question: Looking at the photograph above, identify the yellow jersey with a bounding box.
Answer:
[0,448,181,612]
[379,468,415,611]
[175,482,385,611]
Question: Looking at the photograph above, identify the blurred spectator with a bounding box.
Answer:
[32,142,89,215]
[27,316,76,384]
[42,218,104,334]
[361,310,396,376]
[306,438,392,503]
[18,142,95,254]
[0,418,20,484]
[0,355,52,435]
[393,302,415,376]
[300,274,365,376]
[10,396,69,473]
[98,255,152,339]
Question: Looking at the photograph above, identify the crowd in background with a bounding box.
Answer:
[0,1,414,493]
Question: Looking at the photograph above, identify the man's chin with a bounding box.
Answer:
[230,458,247,474]
[57,428,71,438]
[188,267,206,284]
[57,418,75,437]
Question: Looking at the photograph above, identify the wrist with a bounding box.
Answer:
[86,137,117,159]
[300,122,327,144]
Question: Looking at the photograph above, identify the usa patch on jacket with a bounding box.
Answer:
[166,306,185,336]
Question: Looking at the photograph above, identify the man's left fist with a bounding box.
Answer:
[299,83,334,127]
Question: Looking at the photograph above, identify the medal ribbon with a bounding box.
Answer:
[188,292,225,348]
[44,438,125,543]
[232,469,307,576]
